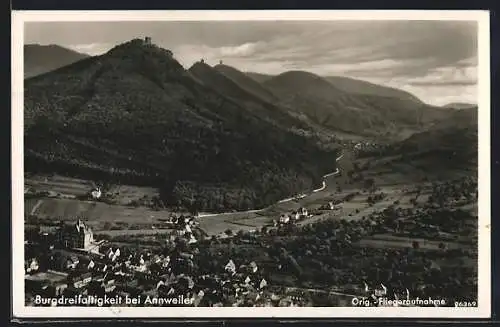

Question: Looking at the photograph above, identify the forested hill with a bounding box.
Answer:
[24,38,339,212]
[188,61,319,135]
[214,64,279,104]
[247,71,423,104]
[396,118,478,171]
[323,75,423,103]
[361,107,478,173]
[263,70,453,137]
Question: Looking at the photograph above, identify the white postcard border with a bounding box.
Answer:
[11,10,491,319]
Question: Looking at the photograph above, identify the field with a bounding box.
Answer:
[196,185,419,236]
[25,174,92,196]
[25,198,43,216]
[355,155,477,186]
[26,197,172,226]
[198,212,271,236]
[25,174,160,206]
[94,228,174,236]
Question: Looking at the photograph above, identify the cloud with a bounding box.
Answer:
[407,64,477,87]
[309,59,434,76]
[399,83,477,106]
[356,62,478,106]
[66,43,113,56]
[218,42,262,57]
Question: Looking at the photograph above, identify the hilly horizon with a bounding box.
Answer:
[189,61,313,135]
[262,70,454,138]
[246,72,273,84]
[214,64,279,104]
[24,44,90,78]
[323,75,423,103]
[246,71,424,104]
[263,70,387,135]
[188,61,338,143]
[24,38,340,213]
[23,43,427,107]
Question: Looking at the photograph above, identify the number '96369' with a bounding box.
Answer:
[455,301,477,307]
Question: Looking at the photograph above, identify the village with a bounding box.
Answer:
[24,172,315,305]
[25,189,346,308]
[24,172,478,307]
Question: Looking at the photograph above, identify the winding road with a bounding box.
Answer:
[197,151,346,218]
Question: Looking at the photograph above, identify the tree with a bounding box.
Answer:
[364,178,375,191]
[224,229,233,236]
[236,230,245,239]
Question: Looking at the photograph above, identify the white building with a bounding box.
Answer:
[279,214,290,224]
[59,219,96,251]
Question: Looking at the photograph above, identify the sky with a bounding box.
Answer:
[24,20,478,106]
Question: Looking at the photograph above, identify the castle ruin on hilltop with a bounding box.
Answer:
[141,36,173,57]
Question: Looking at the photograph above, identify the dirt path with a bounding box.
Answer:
[29,199,43,215]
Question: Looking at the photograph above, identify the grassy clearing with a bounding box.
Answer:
[25,174,92,195]
[94,228,174,236]
[25,174,160,206]
[27,197,172,223]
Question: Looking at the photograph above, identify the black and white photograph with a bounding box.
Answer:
[12,10,490,318]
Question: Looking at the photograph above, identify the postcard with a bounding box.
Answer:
[11,9,491,319]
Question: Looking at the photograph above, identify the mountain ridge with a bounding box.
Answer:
[323,75,423,103]
[214,64,279,104]
[262,70,452,138]
[246,71,424,104]
[188,62,321,135]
